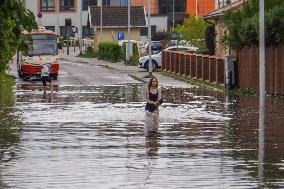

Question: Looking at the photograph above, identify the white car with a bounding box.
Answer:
[138,46,198,71]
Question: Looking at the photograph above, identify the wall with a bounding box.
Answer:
[131,0,159,15]
[215,19,228,58]
[187,0,215,17]
[94,27,141,49]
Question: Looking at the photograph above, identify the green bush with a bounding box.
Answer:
[205,25,215,55]
[98,42,122,62]
[122,42,140,65]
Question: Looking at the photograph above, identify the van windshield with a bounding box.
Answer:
[26,34,58,56]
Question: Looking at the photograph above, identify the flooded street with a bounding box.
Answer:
[1,61,284,188]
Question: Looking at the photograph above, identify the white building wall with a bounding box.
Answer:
[216,0,240,9]
[150,16,168,32]
[24,0,89,39]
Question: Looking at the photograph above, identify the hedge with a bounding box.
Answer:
[98,42,122,62]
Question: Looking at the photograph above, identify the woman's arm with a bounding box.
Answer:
[158,87,162,101]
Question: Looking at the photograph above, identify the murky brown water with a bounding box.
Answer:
[1,83,284,188]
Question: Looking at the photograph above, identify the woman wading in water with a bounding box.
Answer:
[145,76,163,134]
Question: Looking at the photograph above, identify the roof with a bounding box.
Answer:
[88,6,146,28]
[204,0,246,20]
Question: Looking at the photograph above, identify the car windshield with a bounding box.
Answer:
[26,34,58,56]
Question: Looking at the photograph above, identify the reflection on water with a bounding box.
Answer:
[0,83,284,188]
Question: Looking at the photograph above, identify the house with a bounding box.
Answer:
[204,0,246,58]
[88,6,146,49]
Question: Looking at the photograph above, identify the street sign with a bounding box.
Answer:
[71,26,78,33]
[118,32,124,41]
[37,12,42,19]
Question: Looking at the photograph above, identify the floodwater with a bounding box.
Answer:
[1,83,284,189]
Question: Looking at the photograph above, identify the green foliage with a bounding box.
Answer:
[0,0,38,74]
[222,0,284,49]
[0,74,22,146]
[152,31,169,41]
[128,54,139,66]
[171,17,208,48]
[205,25,215,55]
[122,42,140,65]
[98,42,122,62]
[77,50,98,58]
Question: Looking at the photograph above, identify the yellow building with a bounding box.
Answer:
[88,6,146,50]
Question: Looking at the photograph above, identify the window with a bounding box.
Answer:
[158,0,186,15]
[82,26,94,38]
[82,0,97,11]
[110,0,128,6]
[60,26,75,37]
[140,26,156,36]
[40,0,55,12]
[45,26,55,32]
[60,0,75,11]
[102,0,128,6]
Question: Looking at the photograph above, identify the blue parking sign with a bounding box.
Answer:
[118,32,124,41]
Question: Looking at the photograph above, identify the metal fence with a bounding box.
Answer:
[162,51,225,86]
[236,45,284,95]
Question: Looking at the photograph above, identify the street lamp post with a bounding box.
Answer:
[148,0,152,77]
[258,0,265,187]
[126,0,131,63]
[172,0,175,29]
[100,0,103,34]
[196,0,198,19]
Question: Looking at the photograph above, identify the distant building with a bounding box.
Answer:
[88,6,146,48]
[22,0,216,42]
[22,0,97,39]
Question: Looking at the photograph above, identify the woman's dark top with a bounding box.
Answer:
[145,88,159,113]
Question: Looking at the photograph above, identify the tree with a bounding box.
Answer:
[0,0,37,74]
[171,17,208,49]
[222,0,284,49]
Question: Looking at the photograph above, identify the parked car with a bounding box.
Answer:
[144,41,163,54]
[138,46,198,71]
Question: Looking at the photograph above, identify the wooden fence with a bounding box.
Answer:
[237,45,284,95]
[162,51,225,86]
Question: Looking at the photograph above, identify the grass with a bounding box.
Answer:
[77,51,98,58]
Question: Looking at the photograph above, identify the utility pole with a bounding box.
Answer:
[258,0,265,187]
[148,0,152,77]
[196,0,198,19]
[126,0,131,63]
[100,0,103,34]
[173,0,175,29]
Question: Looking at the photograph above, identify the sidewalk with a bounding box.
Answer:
[59,48,193,88]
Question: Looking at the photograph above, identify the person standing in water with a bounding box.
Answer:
[41,63,53,92]
[145,76,163,135]
[145,76,162,113]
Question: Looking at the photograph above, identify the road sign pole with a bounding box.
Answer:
[126,0,131,64]
[67,26,70,55]
[148,0,152,77]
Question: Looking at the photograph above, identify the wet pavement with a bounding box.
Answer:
[1,60,284,188]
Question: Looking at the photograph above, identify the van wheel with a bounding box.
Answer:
[18,70,23,78]
[23,75,29,81]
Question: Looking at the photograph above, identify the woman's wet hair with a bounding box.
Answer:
[148,76,158,90]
